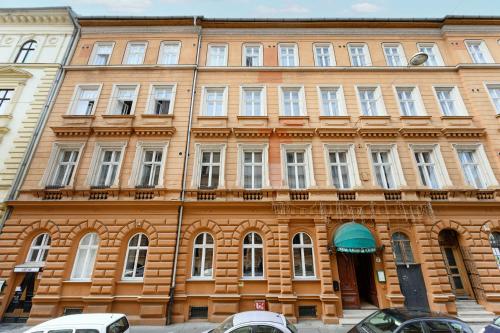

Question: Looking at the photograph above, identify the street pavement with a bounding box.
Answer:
[0,320,488,333]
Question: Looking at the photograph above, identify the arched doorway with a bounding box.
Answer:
[334,222,378,309]
[438,229,474,299]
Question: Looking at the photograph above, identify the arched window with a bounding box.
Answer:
[71,233,99,280]
[391,232,415,265]
[242,232,264,278]
[490,232,500,269]
[123,233,149,280]
[15,40,37,63]
[192,232,214,278]
[292,232,315,278]
[26,233,51,263]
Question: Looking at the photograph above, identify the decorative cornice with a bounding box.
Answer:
[0,12,71,25]
[51,126,92,137]
[134,126,176,136]
[274,127,315,137]
[358,127,399,137]
[0,66,32,79]
[441,128,486,137]
[191,127,231,137]
[399,127,443,137]
[232,127,273,137]
[93,127,133,136]
[316,128,357,137]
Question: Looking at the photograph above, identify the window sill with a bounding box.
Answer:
[292,278,320,281]
[400,115,431,120]
[440,115,472,120]
[278,116,309,120]
[61,115,95,119]
[237,115,268,120]
[141,114,174,118]
[102,114,135,118]
[118,279,144,284]
[186,278,215,282]
[197,116,228,119]
[318,115,350,120]
[359,115,391,119]
[239,278,267,281]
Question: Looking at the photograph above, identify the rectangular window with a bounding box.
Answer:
[148,85,174,115]
[281,87,305,116]
[487,84,500,114]
[395,86,425,116]
[414,151,440,189]
[202,87,226,116]
[383,43,406,66]
[49,149,79,187]
[371,150,396,189]
[93,149,122,187]
[314,43,334,67]
[70,85,100,116]
[279,44,298,67]
[158,41,180,65]
[434,86,467,116]
[328,150,351,189]
[241,87,264,116]
[417,43,444,66]
[199,150,221,189]
[455,145,497,189]
[286,150,307,189]
[243,44,262,67]
[357,86,384,116]
[465,40,493,64]
[348,44,371,66]
[89,42,114,65]
[243,150,264,189]
[0,89,14,114]
[123,42,147,65]
[109,85,138,115]
[137,149,163,187]
[207,45,227,66]
[319,87,345,116]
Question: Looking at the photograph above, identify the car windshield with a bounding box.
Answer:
[212,315,235,333]
[286,318,298,333]
[362,311,402,333]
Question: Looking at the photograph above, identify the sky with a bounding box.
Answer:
[1,0,500,18]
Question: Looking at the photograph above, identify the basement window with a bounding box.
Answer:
[298,306,317,318]
[189,306,208,319]
[63,307,83,315]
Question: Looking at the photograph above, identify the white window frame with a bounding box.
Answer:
[123,41,148,65]
[323,144,361,189]
[89,41,114,66]
[383,43,407,66]
[158,41,181,65]
[0,88,16,115]
[393,85,426,116]
[278,43,299,67]
[191,232,214,279]
[355,85,387,116]
[200,86,228,117]
[129,141,169,188]
[313,43,335,67]
[26,233,51,263]
[281,144,315,189]
[242,232,264,279]
[410,144,452,189]
[279,86,306,116]
[67,84,102,116]
[237,143,270,189]
[87,142,127,188]
[145,83,176,115]
[465,40,494,64]
[484,83,500,115]
[122,233,149,281]
[242,43,263,67]
[317,85,347,116]
[192,144,226,189]
[239,85,266,116]
[292,232,316,279]
[41,142,85,188]
[432,85,468,116]
[207,44,228,66]
[106,84,140,116]
[70,232,100,281]
[348,43,372,67]
[453,143,498,189]
[368,144,406,189]
[417,42,444,67]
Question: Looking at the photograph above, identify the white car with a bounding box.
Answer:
[205,311,298,333]
[24,313,130,333]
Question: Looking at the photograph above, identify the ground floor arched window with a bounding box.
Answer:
[490,232,500,269]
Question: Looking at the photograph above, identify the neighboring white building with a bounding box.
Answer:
[0,8,77,218]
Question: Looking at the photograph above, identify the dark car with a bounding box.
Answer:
[481,316,500,333]
[348,308,473,333]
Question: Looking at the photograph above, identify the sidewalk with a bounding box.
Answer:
[0,320,487,333]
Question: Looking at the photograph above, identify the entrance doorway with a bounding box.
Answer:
[2,272,37,323]
[337,253,378,309]
[438,230,474,299]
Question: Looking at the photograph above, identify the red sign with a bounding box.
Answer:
[255,300,266,310]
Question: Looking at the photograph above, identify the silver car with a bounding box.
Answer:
[205,311,298,333]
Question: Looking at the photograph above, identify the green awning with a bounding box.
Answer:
[333,222,376,253]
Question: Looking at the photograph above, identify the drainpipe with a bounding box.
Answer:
[166,15,202,325]
[0,8,81,233]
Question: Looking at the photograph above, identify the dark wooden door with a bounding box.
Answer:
[337,253,360,309]
[396,264,429,311]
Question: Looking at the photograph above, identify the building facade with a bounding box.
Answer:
[0,15,499,325]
